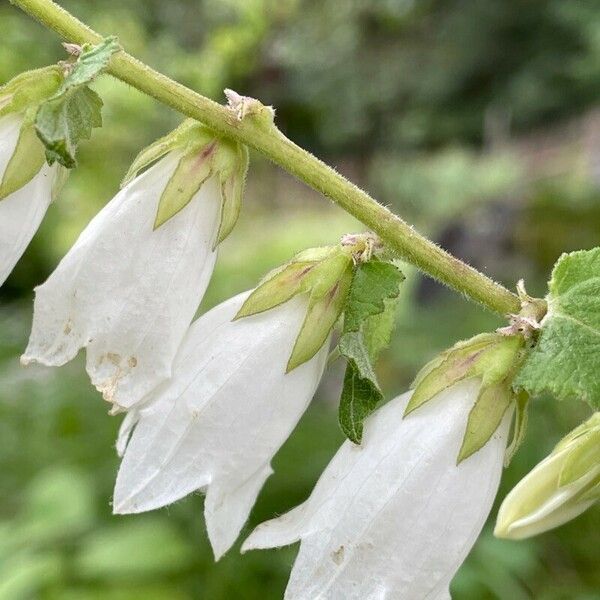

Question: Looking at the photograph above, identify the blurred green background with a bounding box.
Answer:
[1,0,599,598]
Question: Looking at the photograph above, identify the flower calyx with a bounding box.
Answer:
[406,330,529,464]
[123,119,248,244]
[235,233,392,374]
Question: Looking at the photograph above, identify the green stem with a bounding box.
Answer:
[10,0,522,316]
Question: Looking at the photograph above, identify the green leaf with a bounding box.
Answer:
[63,37,120,88]
[0,121,45,199]
[36,86,103,168]
[339,361,382,444]
[457,382,513,464]
[515,248,600,410]
[337,260,404,443]
[34,37,119,168]
[338,331,383,443]
[343,261,405,332]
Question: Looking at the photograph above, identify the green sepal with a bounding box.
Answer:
[457,382,513,464]
[286,264,353,372]
[121,120,208,186]
[0,66,63,118]
[406,333,523,416]
[153,140,215,229]
[0,116,45,200]
[234,260,318,319]
[215,142,249,247]
[235,247,350,320]
[504,391,529,466]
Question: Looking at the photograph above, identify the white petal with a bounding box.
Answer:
[244,379,510,600]
[116,409,140,458]
[0,113,23,178]
[23,153,221,410]
[0,150,56,289]
[0,113,55,286]
[113,291,329,559]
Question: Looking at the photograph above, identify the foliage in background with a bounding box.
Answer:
[0,0,599,597]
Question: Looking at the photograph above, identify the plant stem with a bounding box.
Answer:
[10,0,522,316]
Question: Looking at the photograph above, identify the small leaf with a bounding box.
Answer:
[515,248,600,410]
[287,267,353,372]
[504,391,529,466]
[361,295,401,359]
[457,382,513,464]
[0,121,45,199]
[33,37,119,168]
[337,260,404,443]
[153,142,214,228]
[339,360,382,444]
[343,261,404,332]
[63,37,120,88]
[35,85,103,168]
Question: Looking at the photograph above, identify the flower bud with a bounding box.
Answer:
[495,412,600,539]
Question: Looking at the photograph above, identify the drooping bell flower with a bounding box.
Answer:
[22,121,248,411]
[243,379,512,600]
[113,244,356,560]
[0,67,65,286]
[243,330,528,599]
[495,412,600,540]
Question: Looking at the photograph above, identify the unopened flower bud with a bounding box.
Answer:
[495,412,600,539]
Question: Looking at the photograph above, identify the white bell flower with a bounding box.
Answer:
[0,113,58,286]
[113,291,330,560]
[22,150,221,411]
[243,379,511,600]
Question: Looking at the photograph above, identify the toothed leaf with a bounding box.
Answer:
[35,85,103,168]
[515,248,600,410]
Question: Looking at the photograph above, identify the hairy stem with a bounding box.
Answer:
[10,0,522,315]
